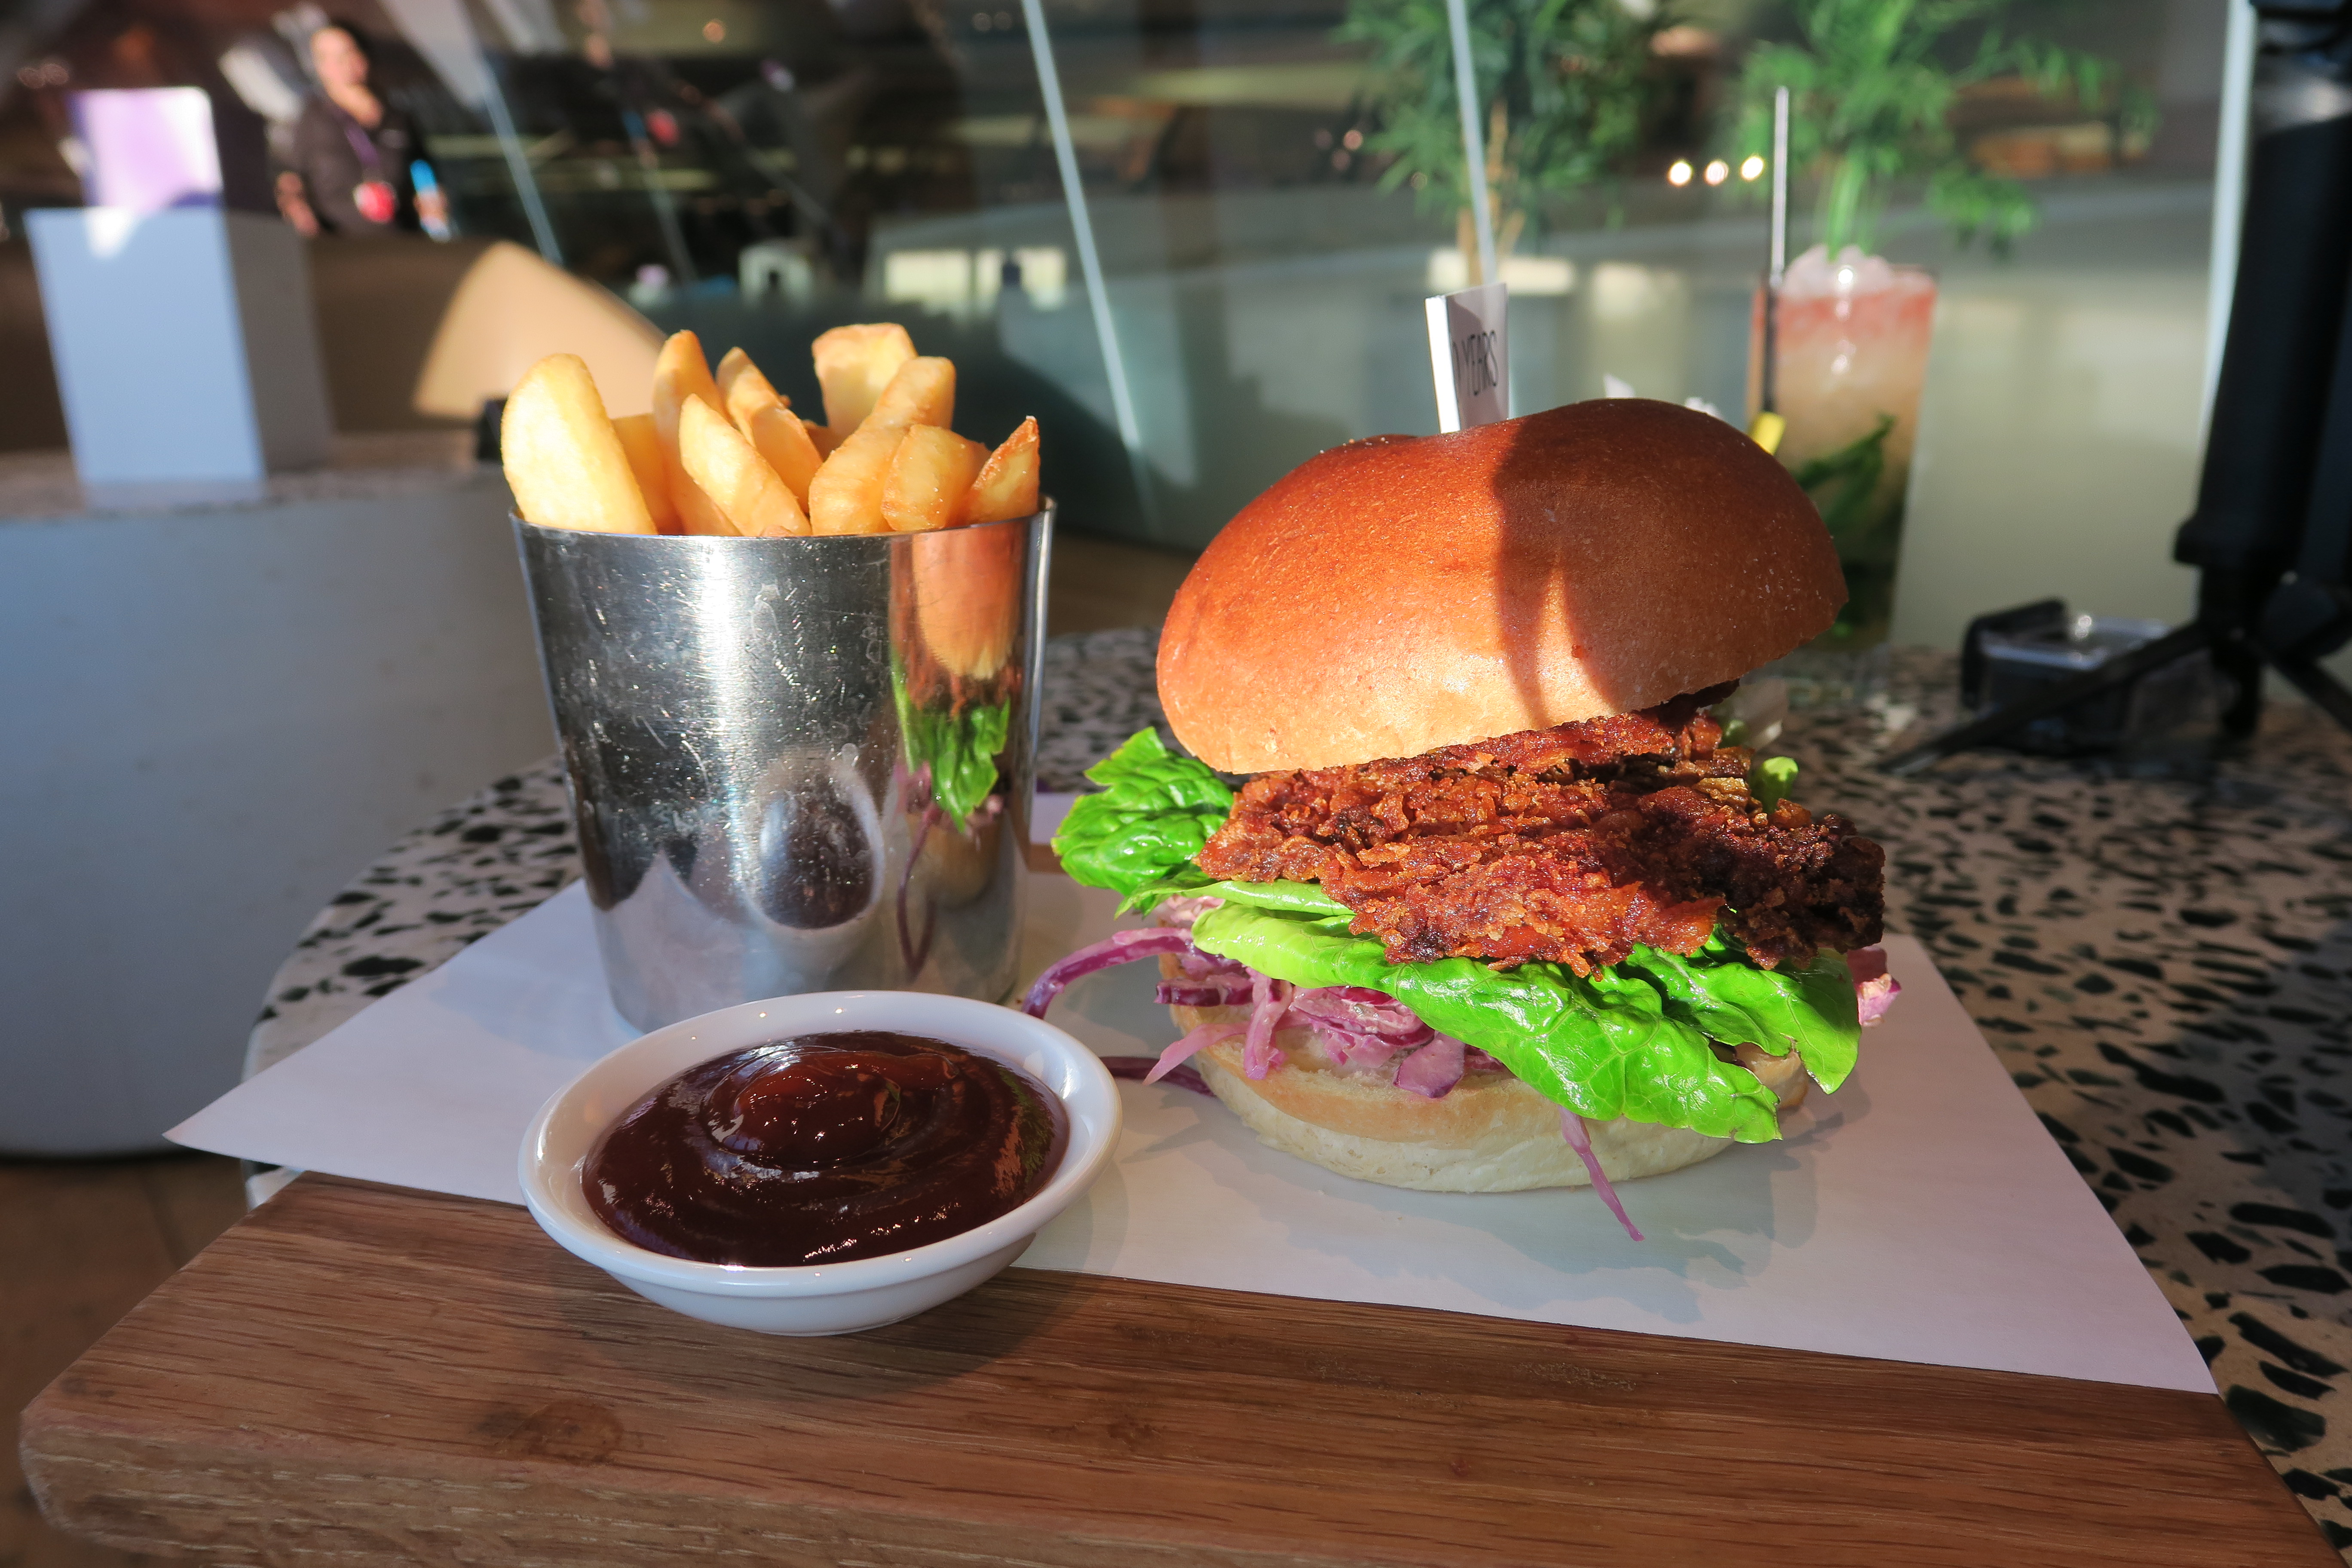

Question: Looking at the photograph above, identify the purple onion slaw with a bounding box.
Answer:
[1020,898,1897,1242]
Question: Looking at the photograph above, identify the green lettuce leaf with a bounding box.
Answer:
[1194,878,1349,916]
[1621,936,1860,1090]
[1117,862,1218,913]
[1187,905,1863,1140]
[1186,877,1857,1090]
[1188,876,1859,1088]
[891,662,1011,830]
[1112,874,1350,917]
[1052,729,1232,900]
[897,697,1011,829]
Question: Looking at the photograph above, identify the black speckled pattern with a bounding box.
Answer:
[1034,627,1174,788]
[248,634,2352,1552]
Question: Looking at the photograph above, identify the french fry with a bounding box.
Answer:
[717,355,822,503]
[515,329,1029,542]
[652,331,734,536]
[868,355,955,430]
[738,400,824,503]
[713,346,782,410]
[611,412,679,533]
[500,355,655,534]
[812,322,916,431]
[679,396,807,537]
[964,416,1041,524]
[657,330,722,407]
[720,356,785,429]
[806,417,904,535]
[805,343,952,533]
[881,424,988,533]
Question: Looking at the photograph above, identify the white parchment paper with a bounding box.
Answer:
[172,820,2212,1393]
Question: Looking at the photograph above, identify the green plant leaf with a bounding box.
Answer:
[1792,412,1896,544]
[1337,0,1663,239]
[1639,932,1861,1088]
[1198,879,1353,916]
[1720,0,2156,255]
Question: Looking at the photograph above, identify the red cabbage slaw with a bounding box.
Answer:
[1099,1055,1210,1095]
[1017,926,1195,1017]
[1558,1109,1643,1241]
[1020,921,1490,1096]
[1018,913,1648,1234]
[1019,906,1898,1245]
[1848,944,1903,1025]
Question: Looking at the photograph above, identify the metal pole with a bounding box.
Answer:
[1770,86,1789,285]
[481,49,564,266]
[1018,0,1152,522]
[1761,85,1789,416]
[1444,0,1497,287]
[377,0,563,264]
[2202,0,2257,438]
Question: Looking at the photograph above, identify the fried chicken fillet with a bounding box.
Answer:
[1195,685,1885,976]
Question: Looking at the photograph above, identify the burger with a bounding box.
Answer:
[1023,398,1897,1235]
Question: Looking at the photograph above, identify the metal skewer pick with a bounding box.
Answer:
[1749,86,1792,456]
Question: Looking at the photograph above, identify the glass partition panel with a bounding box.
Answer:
[0,0,2229,601]
[621,0,1464,549]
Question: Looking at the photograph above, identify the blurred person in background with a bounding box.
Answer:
[274,23,445,237]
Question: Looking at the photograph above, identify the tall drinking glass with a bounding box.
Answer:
[1752,245,1938,703]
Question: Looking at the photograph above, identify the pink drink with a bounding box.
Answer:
[1751,246,1938,660]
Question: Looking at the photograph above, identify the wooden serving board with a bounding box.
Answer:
[22,1174,2335,1568]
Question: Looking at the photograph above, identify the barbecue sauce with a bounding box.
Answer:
[585,1032,1067,1266]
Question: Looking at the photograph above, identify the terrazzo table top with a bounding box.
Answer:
[248,632,2352,1558]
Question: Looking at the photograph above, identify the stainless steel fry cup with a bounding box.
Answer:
[514,508,1051,1031]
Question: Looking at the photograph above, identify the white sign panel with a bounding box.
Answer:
[1425,280,1509,432]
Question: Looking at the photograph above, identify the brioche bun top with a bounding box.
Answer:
[1156,398,1845,773]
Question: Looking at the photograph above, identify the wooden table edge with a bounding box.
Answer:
[20,1173,2339,1568]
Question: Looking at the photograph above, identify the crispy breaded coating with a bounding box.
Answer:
[1195,690,1884,974]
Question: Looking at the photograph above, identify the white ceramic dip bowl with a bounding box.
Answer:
[519,991,1119,1335]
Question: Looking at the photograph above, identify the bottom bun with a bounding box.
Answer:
[1193,1049,1733,1192]
[1168,959,1803,1193]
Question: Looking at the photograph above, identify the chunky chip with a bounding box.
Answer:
[882,424,989,533]
[679,395,808,537]
[502,329,1038,537]
[965,417,1041,524]
[811,322,917,432]
[610,411,679,533]
[502,355,655,534]
[652,332,734,536]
